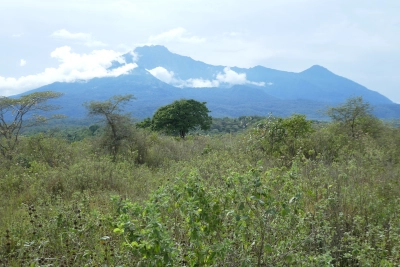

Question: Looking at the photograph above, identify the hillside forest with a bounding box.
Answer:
[1,93,400,266]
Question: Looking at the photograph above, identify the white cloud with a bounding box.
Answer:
[20,59,26,67]
[147,67,216,87]
[147,66,264,88]
[0,46,137,96]
[149,27,206,44]
[216,67,265,86]
[52,29,107,47]
[185,78,219,88]
[147,67,175,84]
[216,67,247,85]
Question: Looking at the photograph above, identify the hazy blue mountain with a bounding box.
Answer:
[14,45,400,120]
[133,45,225,80]
[25,67,184,119]
[132,46,392,105]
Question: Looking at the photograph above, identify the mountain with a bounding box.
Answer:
[132,46,392,105]
[134,45,225,80]
[15,45,399,120]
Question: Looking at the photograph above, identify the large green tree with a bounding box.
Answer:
[152,99,212,138]
[0,91,64,159]
[84,94,135,160]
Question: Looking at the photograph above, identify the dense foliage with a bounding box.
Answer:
[1,97,400,266]
[151,99,212,138]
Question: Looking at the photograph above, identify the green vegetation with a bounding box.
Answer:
[326,96,380,138]
[0,91,64,159]
[1,96,400,266]
[84,94,135,161]
[149,99,212,138]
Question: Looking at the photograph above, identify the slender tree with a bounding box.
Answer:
[0,91,64,159]
[84,94,135,160]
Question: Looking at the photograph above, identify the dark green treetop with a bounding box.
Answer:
[152,99,212,138]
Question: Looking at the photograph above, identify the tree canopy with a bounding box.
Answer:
[84,94,135,160]
[253,114,313,157]
[0,91,64,158]
[325,96,379,137]
[152,99,212,138]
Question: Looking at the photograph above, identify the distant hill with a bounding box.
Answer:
[15,45,400,120]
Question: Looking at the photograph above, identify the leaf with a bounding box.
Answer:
[281,207,289,217]
[114,228,124,234]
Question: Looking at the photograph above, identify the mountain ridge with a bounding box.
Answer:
[13,45,399,120]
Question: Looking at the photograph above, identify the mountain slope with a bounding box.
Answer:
[13,45,399,120]
[132,46,393,105]
[134,45,225,80]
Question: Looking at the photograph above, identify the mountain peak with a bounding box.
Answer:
[133,45,220,80]
[299,65,335,79]
[24,45,394,119]
[134,45,170,54]
[301,65,331,74]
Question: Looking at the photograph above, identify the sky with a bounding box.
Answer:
[1,0,399,103]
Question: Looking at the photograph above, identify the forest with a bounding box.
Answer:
[1,93,400,266]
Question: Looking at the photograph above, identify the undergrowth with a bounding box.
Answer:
[1,121,400,266]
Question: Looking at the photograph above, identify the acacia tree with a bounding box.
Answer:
[326,96,378,138]
[84,94,135,160]
[0,91,64,159]
[152,99,212,138]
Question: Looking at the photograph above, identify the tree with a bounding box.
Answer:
[136,117,152,129]
[84,94,135,160]
[326,96,377,138]
[152,99,212,138]
[0,91,64,159]
[254,114,313,157]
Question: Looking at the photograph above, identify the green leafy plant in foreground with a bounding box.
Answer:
[112,164,314,266]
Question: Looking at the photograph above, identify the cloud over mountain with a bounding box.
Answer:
[217,67,265,86]
[147,66,264,88]
[0,46,136,96]
[146,67,175,84]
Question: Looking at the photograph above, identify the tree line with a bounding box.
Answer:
[0,90,382,162]
[1,93,213,161]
